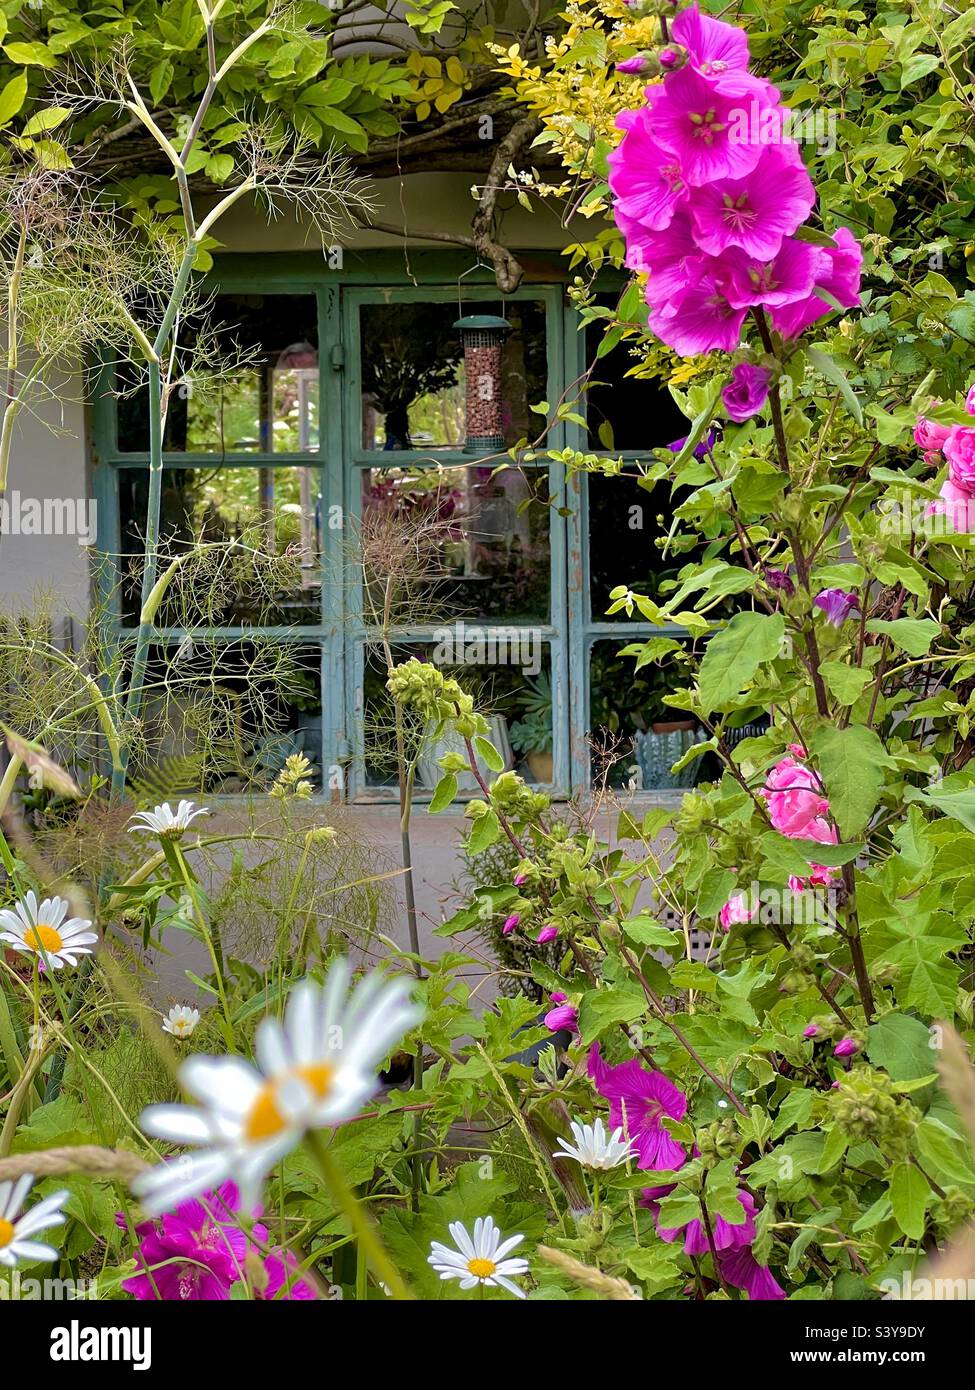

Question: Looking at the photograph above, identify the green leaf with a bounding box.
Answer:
[428,772,457,814]
[889,1162,930,1240]
[867,1013,936,1081]
[697,611,785,712]
[4,41,56,68]
[915,1119,975,1186]
[473,735,504,773]
[820,661,872,706]
[20,106,70,137]
[808,725,890,837]
[806,346,863,425]
[577,984,646,1043]
[918,785,975,835]
[466,810,500,854]
[865,618,941,657]
[0,72,27,126]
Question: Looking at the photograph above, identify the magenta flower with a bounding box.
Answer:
[833,1037,859,1058]
[723,237,821,310]
[550,991,568,1004]
[802,1024,820,1039]
[588,1044,687,1171]
[502,913,521,936]
[649,265,748,355]
[927,478,975,533]
[762,754,829,839]
[545,1003,578,1034]
[653,1187,756,1257]
[513,872,527,886]
[261,1250,316,1301]
[914,416,951,452]
[615,55,650,75]
[670,3,750,82]
[720,1244,786,1300]
[658,46,680,69]
[646,67,775,187]
[722,362,772,422]
[609,107,688,232]
[814,587,859,626]
[967,384,975,417]
[719,892,756,932]
[945,425,975,492]
[536,924,558,944]
[668,428,717,458]
[770,227,862,338]
[689,145,815,261]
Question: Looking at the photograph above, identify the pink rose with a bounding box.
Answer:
[945,425,975,493]
[914,416,951,452]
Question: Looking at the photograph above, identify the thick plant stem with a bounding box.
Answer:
[307,1130,412,1300]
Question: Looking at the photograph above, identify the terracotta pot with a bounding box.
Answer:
[651,719,696,735]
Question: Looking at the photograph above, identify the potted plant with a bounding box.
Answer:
[509,673,554,783]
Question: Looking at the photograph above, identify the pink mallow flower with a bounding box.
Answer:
[833,1037,859,1058]
[722,363,772,423]
[688,144,815,262]
[803,1024,820,1038]
[944,425,975,492]
[927,478,975,533]
[502,913,521,936]
[642,1185,786,1300]
[788,863,834,893]
[119,1183,314,1301]
[719,892,757,931]
[670,3,750,82]
[588,1043,687,1171]
[967,384,975,417]
[769,227,862,339]
[536,924,559,944]
[915,416,951,453]
[545,1002,579,1034]
[643,66,776,188]
[616,55,651,75]
[762,755,829,839]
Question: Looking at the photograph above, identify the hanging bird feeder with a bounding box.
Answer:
[453,313,511,454]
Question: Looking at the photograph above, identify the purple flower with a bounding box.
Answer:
[833,1037,859,1058]
[550,991,568,1004]
[722,363,772,423]
[653,1187,756,1257]
[719,1244,786,1300]
[691,147,815,262]
[803,1024,820,1039]
[588,1043,687,1171]
[814,587,859,626]
[502,913,521,936]
[668,428,717,458]
[765,568,795,597]
[658,47,679,69]
[513,872,527,887]
[616,55,650,75]
[545,1003,579,1034]
[536,924,558,944]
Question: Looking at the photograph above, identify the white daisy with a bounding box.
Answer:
[134,959,423,1215]
[428,1216,529,1298]
[0,1175,69,1267]
[127,800,209,839]
[552,1117,637,1171]
[0,891,98,970]
[162,1005,200,1040]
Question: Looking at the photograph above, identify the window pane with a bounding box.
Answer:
[358,464,550,623]
[117,465,322,627]
[131,641,321,793]
[584,298,685,451]
[116,294,319,454]
[589,638,705,789]
[361,642,553,790]
[589,471,699,622]
[359,300,546,450]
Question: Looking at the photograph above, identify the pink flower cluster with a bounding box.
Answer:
[918,386,975,533]
[119,1183,315,1301]
[608,5,861,356]
[762,744,836,892]
[588,1045,784,1298]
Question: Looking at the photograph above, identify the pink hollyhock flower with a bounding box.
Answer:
[502,913,521,936]
[814,587,859,626]
[653,1187,756,1257]
[536,924,558,944]
[723,237,820,309]
[803,1024,820,1038]
[927,478,975,533]
[719,892,757,931]
[545,1002,579,1034]
[670,3,750,83]
[944,425,975,492]
[719,1244,786,1300]
[790,863,834,893]
[648,265,748,355]
[967,384,975,417]
[261,1250,316,1301]
[645,67,775,187]
[616,55,650,75]
[833,1037,859,1058]
[723,362,772,422]
[914,416,951,452]
[609,108,688,231]
[588,1043,687,1170]
[762,755,828,838]
[803,815,838,846]
[770,227,862,338]
[688,144,815,261]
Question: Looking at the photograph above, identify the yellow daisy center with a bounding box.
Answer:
[0,1219,15,1248]
[244,1063,335,1142]
[24,924,63,955]
[467,1258,496,1279]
